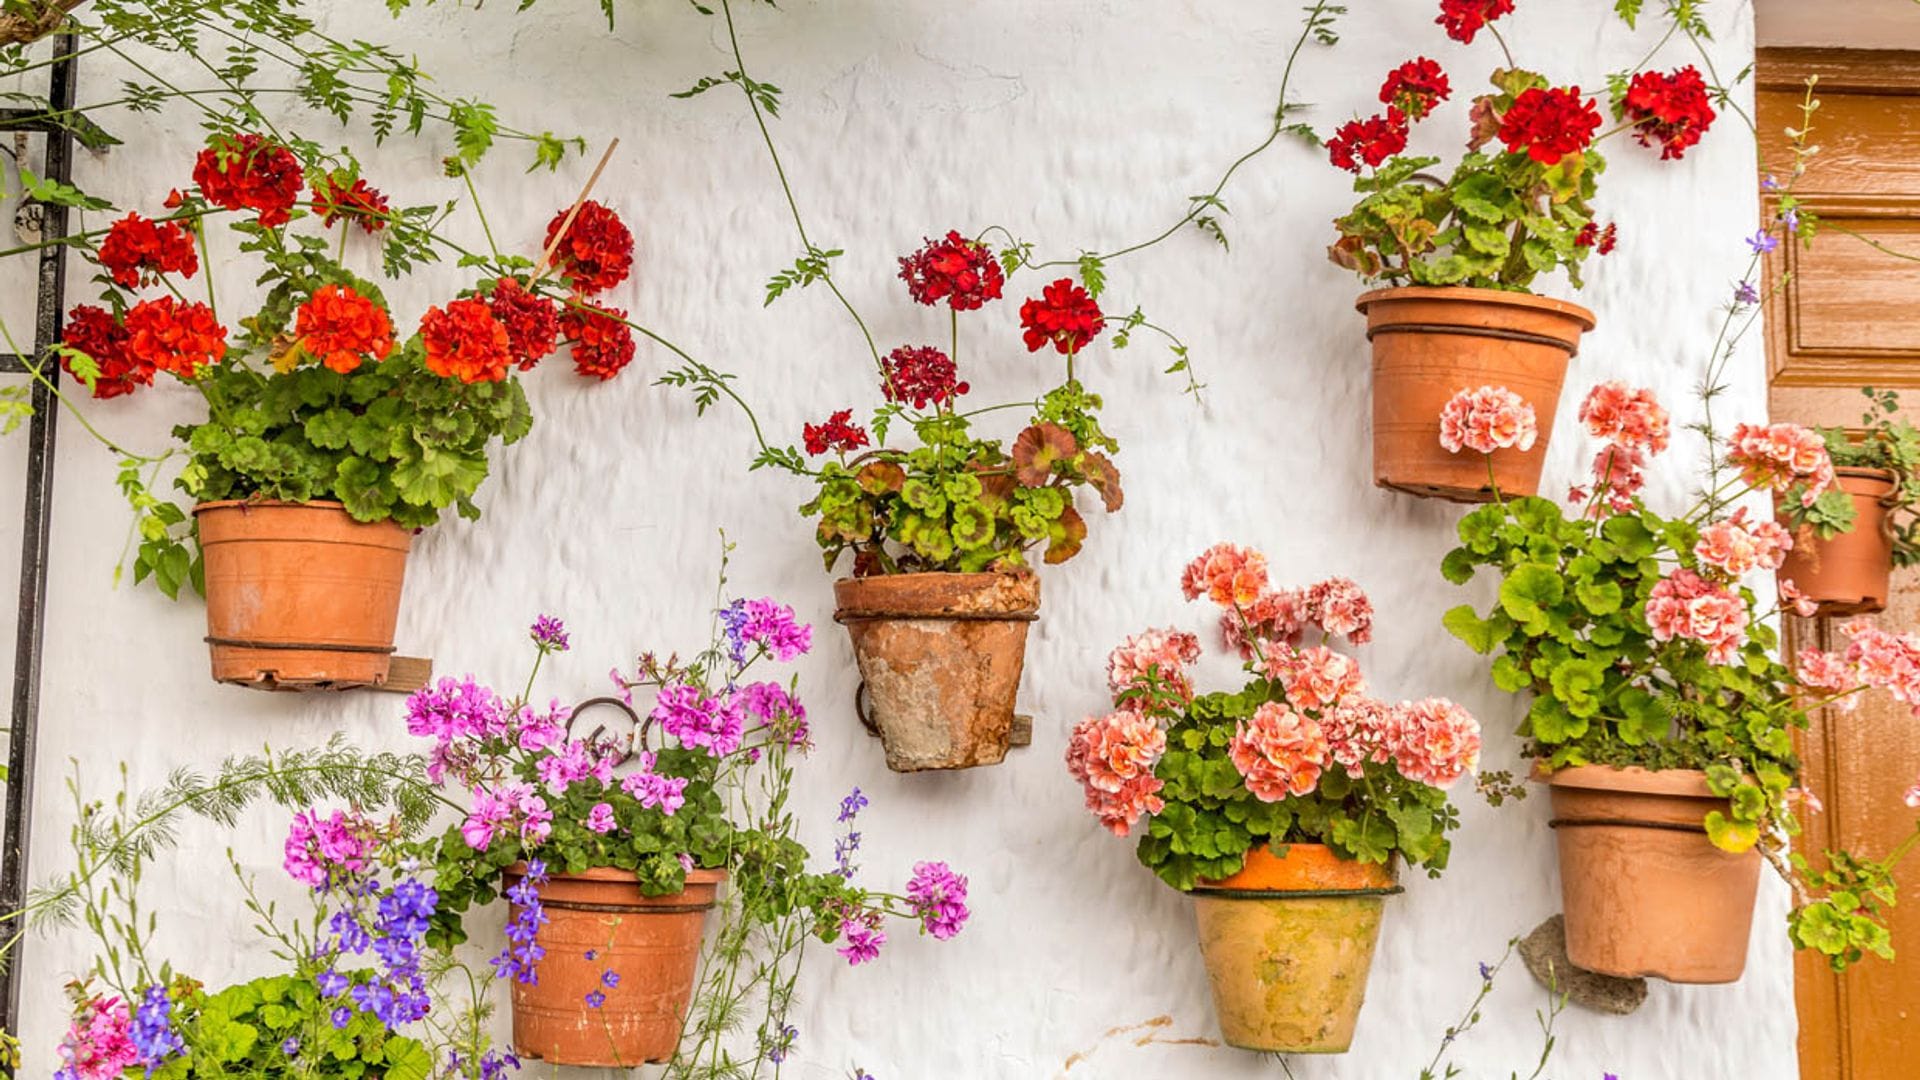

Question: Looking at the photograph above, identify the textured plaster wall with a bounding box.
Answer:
[2,1,1788,1077]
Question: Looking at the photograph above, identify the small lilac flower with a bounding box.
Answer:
[834,831,862,880]
[317,968,350,998]
[1734,280,1761,306]
[585,990,607,1010]
[764,1023,798,1064]
[129,985,183,1073]
[585,949,597,961]
[530,615,570,652]
[1781,207,1801,233]
[1761,173,1780,191]
[837,788,868,823]
[281,1037,300,1057]
[601,970,621,989]
[330,1005,353,1029]
[678,853,695,873]
[1747,229,1779,255]
[1478,961,1494,982]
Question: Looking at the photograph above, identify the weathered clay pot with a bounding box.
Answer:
[194,500,411,691]
[1357,286,1595,502]
[503,865,725,1067]
[1778,466,1897,616]
[832,571,1039,772]
[1190,844,1398,1053]
[1543,765,1760,983]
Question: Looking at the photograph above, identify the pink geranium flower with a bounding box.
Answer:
[1695,507,1793,578]
[1106,628,1203,703]
[1389,698,1482,788]
[1228,701,1330,801]
[1645,569,1750,664]
[1181,543,1270,608]
[1726,421,1836,505]
[1065,710,1169,836]
[1578,381,1671,453]
[1268,644,1366,711]
[1438,385,1538,455]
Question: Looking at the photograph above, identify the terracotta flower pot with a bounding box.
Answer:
[194,500,411,691]
[1777,466,1897,616]
[1542,765,1760,983]
[832,571,1039,772]
[1189,844,1398,1053]
[503,865,725,1067]
[1357,286,1595,503]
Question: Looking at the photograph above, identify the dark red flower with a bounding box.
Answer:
[96,212,198,290]
[1579,222,1619,255]
[898,231,1005,311]
[488,278,561,370]
[1019,278,1105,356]
[543,200,633,296]
[1437,0,1515,44]
[296,284,394,374]
[192,134,304,227]
[560,300,636,381]
[1623,66,1717,161]
[1498,86,1601,166]
[421,298,513,384]
[61,305,151,399]
[1327,109,1410,173]
[123,297,226,379]
[1380,58,1451,121]
[881,345,969,410]
[310,174,392,233]
[803,409,870,456]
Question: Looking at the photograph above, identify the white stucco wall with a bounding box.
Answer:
[3,1,1789,1077]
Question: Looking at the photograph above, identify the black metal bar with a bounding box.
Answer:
[0,355,29,375]
[0,30,77,1037]
[0,109,69,134]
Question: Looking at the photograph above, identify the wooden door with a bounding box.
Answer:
[1759,48,1920,1080]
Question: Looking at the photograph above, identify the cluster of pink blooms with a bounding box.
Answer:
[1726,421,1837,507]
[462,781,556,849]
[1067,544,1480,835]
[283,809,381,889]
[1694,507,1793,578]
[1798,621,1920,715]
[1438,385,1538,455]
[53,996,138,1080]
[1644,569,1750,665]
[1565,381,1674,511]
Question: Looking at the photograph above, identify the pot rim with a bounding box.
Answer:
[1354,284,1597,330]
[1532,762,1718,799]
[833,568,1041,619]
[1832,465,1899,497]
[834,569,1036,587]
[194,498,351,515]
[503,862,728,887]
[1191,842,1400,896]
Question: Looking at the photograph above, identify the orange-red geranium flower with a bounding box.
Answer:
[420,298,513,384]
[123,297,226,378]
[296,284,394,374]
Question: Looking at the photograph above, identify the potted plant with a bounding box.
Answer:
[779,233,1121,772]
[1441,380,1920,981]
[1065,545,1480,1053]
[1775,387,1920,614]
[1326,3,1718,501]
[413,608,970,1067]
[39,134,641,689]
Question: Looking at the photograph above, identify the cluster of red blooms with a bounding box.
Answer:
[296,284,395,374]
[1622,66,1717,160]
[803,409,870,456]
[1437,0,1515,44]
[1497,85,1602,166]
[1329,58,1454,174]
[192,134,304,227]
[310,175,392,233]
[544,200,634,296]
[486,277,560,371]
[1019,278,1105,356]
[1574,221,1618,254]
[123,297,227,378]
[559,301,636,381]
[881,345,969,410]
[97,212,198,289]
[898,231,1004,311]
[61,306,149,398]
[421,298,514,385]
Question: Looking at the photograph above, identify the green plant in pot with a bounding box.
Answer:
[1440,378,1920,982]
[1776,387,1920,615]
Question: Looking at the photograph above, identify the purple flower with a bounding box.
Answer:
[585,990,607,1009]
[837,917,885,965]
[837,788,868,824]
[1781,207,1801,233]
[129,985,183,1073]
[330,1005,352,1029]
[281,1037,300,1057]
[328,910,373,955]
[905,861,970,940]
[585,802,617,834]
[1746,229,1779,255]
[478,1050,521,1080]
[601,970,620,988]
[764,1023,798,1063]
[530,615,570,652]
[833,831,862,880]
[1734,280,1761,305]
[1478,961,1494,982]
[317,968,349,997]
[1761,173,1780,191]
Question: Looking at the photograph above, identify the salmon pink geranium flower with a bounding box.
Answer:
[1645,568,1749,665]
[1230,702,1330,801]
[1181,542,1270,608]
[1107,628,1203,703]
[1579,381,1670,453]
[1726,422,1836,505]
[1694,507,1793,578]
[1439,385,1538,455]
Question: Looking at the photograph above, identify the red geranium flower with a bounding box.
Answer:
[296,284,394,374]
[898,231,1004,311]
[543,200,634,296]
[488,278,561,370]
[560,300,636,381]
[1019,278,1105,356]
[803,409,870,456]
[1622,66,1717,161]
[1573,221,1618,255]
[310,175,392,233]
[123,297,226,379]
[1327,109,1409,173]
[61,304,151,399]
[193,134,304,227]
[1380,58,1450,121]
[881,345,969,410]
[420,298,513,384]
[1437,0,1515,44]
[1498,86,1601,166]
[97,212,198,290]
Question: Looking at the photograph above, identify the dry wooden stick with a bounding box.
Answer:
[533,137,620,282]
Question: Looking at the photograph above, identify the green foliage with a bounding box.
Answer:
[1329,72,1607,291]
[1783,387,1920,566]
[149,975,433,1080]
